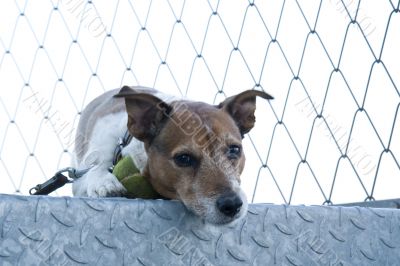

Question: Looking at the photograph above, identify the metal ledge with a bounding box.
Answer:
[337,198,400,209]
[0,194,399,265]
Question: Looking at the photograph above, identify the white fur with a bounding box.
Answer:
[73,112,129,197]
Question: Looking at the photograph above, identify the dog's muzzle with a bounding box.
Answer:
[216,191,243,217]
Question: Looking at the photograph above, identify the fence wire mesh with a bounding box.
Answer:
[0,0,399,205]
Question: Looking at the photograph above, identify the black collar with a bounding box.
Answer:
[111,130,133,170]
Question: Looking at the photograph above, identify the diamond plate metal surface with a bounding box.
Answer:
[0,194,399,265]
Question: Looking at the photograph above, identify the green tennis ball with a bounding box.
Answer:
[113,156,161,199]
[119,173,161,199]
[113,156,140,178]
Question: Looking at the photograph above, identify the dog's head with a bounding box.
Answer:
[115,87,273,224]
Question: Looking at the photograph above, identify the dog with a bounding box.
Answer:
[72,86,273,224]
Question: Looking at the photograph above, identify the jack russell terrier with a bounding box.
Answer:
[72,86,273,224]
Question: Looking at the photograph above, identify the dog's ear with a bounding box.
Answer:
[114,85,137,97]
[114,86,171,143]
[218,90,273,136]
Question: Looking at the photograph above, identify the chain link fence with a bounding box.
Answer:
[0,0,399,205]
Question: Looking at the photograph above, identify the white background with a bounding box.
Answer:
[0,0,399,204]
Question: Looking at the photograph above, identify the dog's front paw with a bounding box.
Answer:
[87,172,127,197]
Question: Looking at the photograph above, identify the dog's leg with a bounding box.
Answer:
[73,167,126,197]
[72,112,128,197]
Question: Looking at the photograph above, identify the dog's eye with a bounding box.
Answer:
[174,154,196,167]
[227,145,241,159]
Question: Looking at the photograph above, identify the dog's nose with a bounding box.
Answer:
[216,192,243,217]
